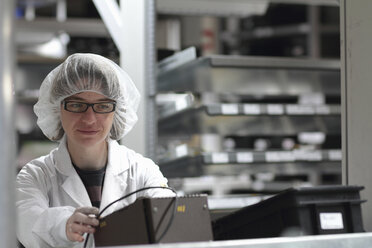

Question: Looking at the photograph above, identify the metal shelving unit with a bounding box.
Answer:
[159,150,341,185]
[158,102,340,130]
[16,18,109,37]
[156,0,338,16]
[159,100,341,117]
[156,55,341,193]
[158,55,340,93]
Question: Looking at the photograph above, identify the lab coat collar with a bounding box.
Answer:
[106,138,129,175]
[54,136,129,176]
[100,139,129,216]
[54,136,91,206]
[54,136,130,214]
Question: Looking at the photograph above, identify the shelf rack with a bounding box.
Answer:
[156,54,341,192]
[158,55,340,94]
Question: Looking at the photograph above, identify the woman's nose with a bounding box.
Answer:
[81,106,97,123]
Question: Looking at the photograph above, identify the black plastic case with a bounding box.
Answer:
[213,185,365,240]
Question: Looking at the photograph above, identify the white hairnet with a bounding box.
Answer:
[34,53,140,141]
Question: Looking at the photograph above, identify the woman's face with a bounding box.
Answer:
[60,91,115,149]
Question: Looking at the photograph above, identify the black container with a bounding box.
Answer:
[213,185,365,240]
[95,196,213,246]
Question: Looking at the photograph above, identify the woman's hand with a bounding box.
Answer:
[66,207,100,242]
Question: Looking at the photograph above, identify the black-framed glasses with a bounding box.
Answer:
[63,101,116,113]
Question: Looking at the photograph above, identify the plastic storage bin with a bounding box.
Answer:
[213,185,365,240]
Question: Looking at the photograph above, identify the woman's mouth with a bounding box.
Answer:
[77,129,99,135]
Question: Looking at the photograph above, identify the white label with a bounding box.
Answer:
[315,105,331,115]
[320,213,344,230]
[286,105,315,115]
[175,99,188,111]
[294,150,322,161]
[299,93,325,105]
[236,152,253,163]
[221,104,239,115]
[267,104,284,115]
[329,150,342,161]
[243,104,261,115]
[298,132,325,145]
[211,153,229,163]
[265,151,295,162]
[175,144,188,157]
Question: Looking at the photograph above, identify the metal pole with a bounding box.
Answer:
[340,0,372,231]
[120,0,156,157]
[307,5,320,58]
[92,0,152,156]
[0,0,17,247]
[144,0,157,159]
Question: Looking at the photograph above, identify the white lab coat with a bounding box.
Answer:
[16,136,174,248]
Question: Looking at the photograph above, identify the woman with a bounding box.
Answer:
[16,53,173,247]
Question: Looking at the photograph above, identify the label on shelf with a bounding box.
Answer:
[267,104,284,115]
[315,105,331,115]
[299,93,325,105]
[211,152,229,163]
[320,212,344,230]
[294,150,322,161]
[298,132,326,145]
[286,105,315,115]
[236,152,253,163]
[175,98,188,111]
[265,151,295,162]
[221,104,239,115]
[175,144,188,158]
[243,104,261,115]
[328,150,342,161]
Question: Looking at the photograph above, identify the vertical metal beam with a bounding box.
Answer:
[120,0,156,157]
[56,0,67,22]
[144,0,157,159]
[93,0,155,156]
[92,0,125,52]
[307,5,320,58]
[0,0,16,247]
[340,0,372,231]
[340,0,348,187]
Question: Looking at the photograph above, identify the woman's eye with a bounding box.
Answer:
[97,104,110,110]
[66,102,86,111]
[70,103,83,108]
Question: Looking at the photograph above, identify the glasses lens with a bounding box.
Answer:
[93,102,115,113]
[65,102,88,113]
[64,101,115,113]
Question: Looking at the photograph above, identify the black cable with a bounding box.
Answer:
[155,196,178,243]
[83,186,177,248]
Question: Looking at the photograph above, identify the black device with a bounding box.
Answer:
[94,195,213,246]
[213,185,366,240]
